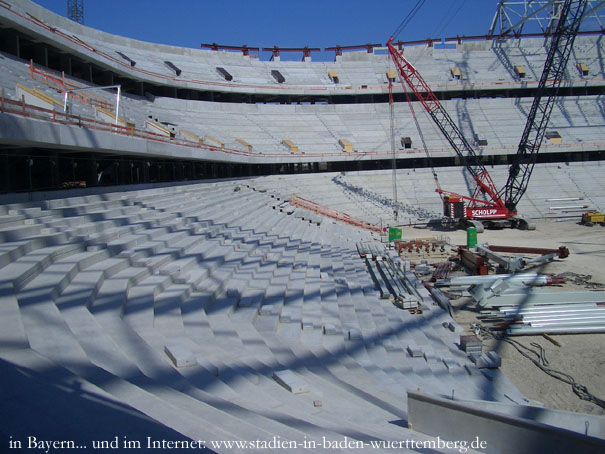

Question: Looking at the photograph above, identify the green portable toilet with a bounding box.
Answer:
[467,226,477,248]
[388,227,402,242]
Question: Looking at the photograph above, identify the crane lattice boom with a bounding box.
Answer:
[387,0,587,225]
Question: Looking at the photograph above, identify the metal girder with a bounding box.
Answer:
[458,247,490,275]
[486,244,569,258]
[476,243,526,273]
[489,1,559,36]
[489,0,604,37]
[475,243,563,273]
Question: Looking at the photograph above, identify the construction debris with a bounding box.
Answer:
[556,272,605,289]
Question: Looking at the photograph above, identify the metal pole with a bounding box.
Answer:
[507,324,605,335]
[389,76,398,221]
[115,85,120,127]
[522,314,605,323]
[499,303,603,313]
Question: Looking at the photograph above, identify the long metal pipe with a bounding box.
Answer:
[498,302,602,313]
[528,319,605,327]
[523,315,605,323]
[519,306,605,314]
[497,306,605,314]
[441,273,554,287]
[490,311,605,321]
[507,325,605,335]
[475,290,605,307]
[521,311,605,320]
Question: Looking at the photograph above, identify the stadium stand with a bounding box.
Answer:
[0,179,529,445]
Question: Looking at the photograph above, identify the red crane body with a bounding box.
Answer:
[386,36,511,223]
[386,0,587,229]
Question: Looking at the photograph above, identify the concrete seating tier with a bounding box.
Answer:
[0,178,526,447]
[2,0,603,96]
[2,45,604,160]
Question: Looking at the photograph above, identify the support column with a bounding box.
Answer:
[34,45,48,67]
[103,71,114,86]
[13,34,20,59]
[60,54,72,75]
[1,153,10,192]
[88,157,97,187]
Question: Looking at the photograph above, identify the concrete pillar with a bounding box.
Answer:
[12,34,20,59]
[60,54,72,75]
[50,155,59,189]
[113,162,120,185]
[34,45,48,67]
[88,157,97,187]
[103,71,114,85]
[1,154,9,192]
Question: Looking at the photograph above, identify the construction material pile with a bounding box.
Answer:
[458,275,605,335]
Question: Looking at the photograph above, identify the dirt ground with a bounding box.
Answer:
[409,219,605,415]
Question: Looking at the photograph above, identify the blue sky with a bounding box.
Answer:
[32,1,501,60]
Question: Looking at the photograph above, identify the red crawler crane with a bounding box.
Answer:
[387,0,587,231]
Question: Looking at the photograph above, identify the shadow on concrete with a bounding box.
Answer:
[0,357,214,453]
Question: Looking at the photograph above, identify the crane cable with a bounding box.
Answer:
[392,0,426,39]
[400,76,443,197]
[390,0,441,196]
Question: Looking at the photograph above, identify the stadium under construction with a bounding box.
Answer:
[0,0,604,452]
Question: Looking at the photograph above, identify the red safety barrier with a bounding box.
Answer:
[290,194,381,232]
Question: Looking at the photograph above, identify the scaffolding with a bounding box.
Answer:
[67,0,84,25]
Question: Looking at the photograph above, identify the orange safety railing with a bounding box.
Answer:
[290,194,381,232]
[0,90,239,154]
[29,60,113,110]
